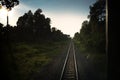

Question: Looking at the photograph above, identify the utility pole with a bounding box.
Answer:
[7,12,9,26]
[106,0,108,54]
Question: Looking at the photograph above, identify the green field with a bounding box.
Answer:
[4,41,69,80]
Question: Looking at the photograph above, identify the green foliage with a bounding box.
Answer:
[14,8,69,42]
[13,43,51,80]
[74,41,107,80]
[88,0,106,22]
[0,8,69,44]
[74,0,106,53]
[6,41,68,80]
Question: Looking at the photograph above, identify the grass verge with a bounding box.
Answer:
[74,40,107,80]
[8,41,68,80]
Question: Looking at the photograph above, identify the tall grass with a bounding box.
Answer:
[9,41,68,80]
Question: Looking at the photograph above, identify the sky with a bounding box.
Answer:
[0,0,97,37]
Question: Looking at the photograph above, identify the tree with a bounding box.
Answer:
[26,10,34,27]
[16,9,52,41]
[88,0,106,22]
[34,8,42,15]
[88,0,106,33]
[80,20,90,35]
[88,0,106,52]
[74,32,80,41]
[74,0,106,53]
[0,0,19,10]
[0,23,3,28]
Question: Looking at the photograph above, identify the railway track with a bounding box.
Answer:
[60,42,78,80]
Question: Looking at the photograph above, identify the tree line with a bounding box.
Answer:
[74,0,106,53]
[0,8,70,44]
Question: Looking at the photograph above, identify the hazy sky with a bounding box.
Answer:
[0,0,97,37]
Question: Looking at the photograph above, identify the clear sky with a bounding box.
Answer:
[0,0,97,37]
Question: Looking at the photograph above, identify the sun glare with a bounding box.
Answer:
[0,8,8,16]
[0,7,15,25]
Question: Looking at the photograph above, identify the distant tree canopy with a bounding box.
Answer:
[74,0,106,53]
[0,0,19,10]
[0,8,70,43]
